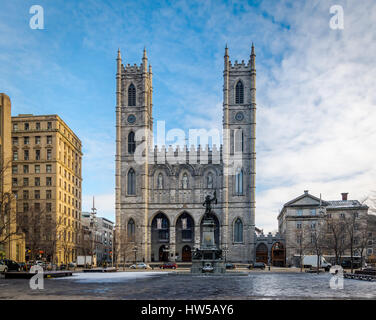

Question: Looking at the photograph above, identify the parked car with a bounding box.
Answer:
[160,263,177,269]
[225,263,236,270]
[0,261,8,273]
[0,259,21,272]
[130,263,150,269]
[249,262,265,270]
[202,263,214,273]
[68,262,77,268]
[59,264,67,270]
[341,260,361,269]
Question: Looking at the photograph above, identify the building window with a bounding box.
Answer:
[297,221,302,229]
[47,122,52,130]
[235,168,243,195]
[128,132,136,154]
[234,218,243,243]
[47,136,52,144]
[12,178,17,187]
[127,169,136,195]
[12,165,18,174]
[35,136,41,144]
[34,203,40,212]
[36,122,40,130]
[23,190,29,200]
[46,177,52,186]
[23,178,29,186]
[128,83,136,106]
[311,221,317,230]
[35,177,40,186]
[23,165,29,173]
[13,123,18,131]
[46,164,52,173]
[310,209,316,215]
[24,136,29,145]
[127,219,136,241]
[297,209,303,216]
[47,149,52,160]
[23,202,29,213]
[235,81,244,104]
[24,123,29,130]
[46,203,52,212]
[34,190,40,199]
[12,137,18,145]
[35,149,40,160]
[340,213,345,219]
[24,150,29,160]
[13,151,18,161]
[35,165,40,173]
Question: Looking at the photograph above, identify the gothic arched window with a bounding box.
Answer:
[127,218,135,240]
[128,131,136,154]
[127,168,136,195]
[234,218,243,242]
[182,173,188,189]
[235,81,244,104]
[207,173,213,189]
[128,83,136,106]
[235,168,243,195]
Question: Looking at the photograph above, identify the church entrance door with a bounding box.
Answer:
[159,245,169,262]
[182,245,192,262]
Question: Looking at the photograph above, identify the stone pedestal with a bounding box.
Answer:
[191,216,226,274]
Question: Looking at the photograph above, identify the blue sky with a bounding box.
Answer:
[1,0,376,232]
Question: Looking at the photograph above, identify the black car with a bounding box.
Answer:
[0,259,21,271]
[341,260,361,269]
[249,262,265,270]
[225,263,236,269]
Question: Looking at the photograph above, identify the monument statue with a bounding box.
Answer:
[203,190,217,219]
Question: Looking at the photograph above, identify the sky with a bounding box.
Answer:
[1,0,375,232]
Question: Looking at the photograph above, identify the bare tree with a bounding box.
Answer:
[307,222,329,274]
[116,227,136,270]
[292,228,311,272]
[324,215,347,265]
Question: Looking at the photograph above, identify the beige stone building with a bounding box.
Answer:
[0,93,25,261]
[11,114,82,264]
[278,190,369,266]
[116,46,256,263]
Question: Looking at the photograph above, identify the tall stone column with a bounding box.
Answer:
[169,225,176,262]
[194,224,200,249]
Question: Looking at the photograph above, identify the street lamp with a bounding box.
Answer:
[133,246,138,265]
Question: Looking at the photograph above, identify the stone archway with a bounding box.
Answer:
[271,242,285,267]
[175,212,195,262]
[256,243,268,264]
[151,212,170,262]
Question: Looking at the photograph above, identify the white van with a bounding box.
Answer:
[302,255,331,271]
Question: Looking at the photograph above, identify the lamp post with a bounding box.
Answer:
[133,246,138,265]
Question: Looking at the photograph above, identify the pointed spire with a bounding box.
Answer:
[143,46,147,60]
[117,48,121,60]
[251,42,255,56]
[224,43,229,57]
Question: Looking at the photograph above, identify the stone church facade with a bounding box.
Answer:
[115,45,256,263]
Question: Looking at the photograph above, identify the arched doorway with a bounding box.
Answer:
[271,242,285,267]
[159,245,169,262]
[256,243,268,264]
[175,212,195,262]
[151,212,170,262]
[182,245,192,262]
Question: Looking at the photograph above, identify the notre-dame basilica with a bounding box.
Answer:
[115,45,256,263]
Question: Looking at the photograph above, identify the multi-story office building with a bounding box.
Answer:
[0,94,25,261]
[11,114,82,264]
